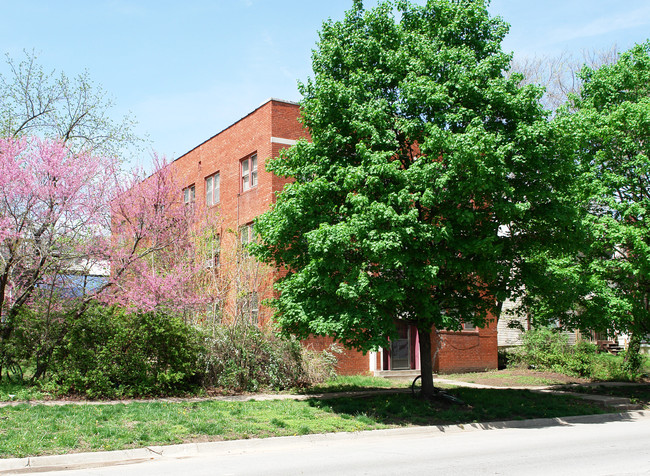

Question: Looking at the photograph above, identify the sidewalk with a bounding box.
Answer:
[0,377,644,410]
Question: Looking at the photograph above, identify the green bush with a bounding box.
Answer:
[48,305,203,398]
[509,328,597,377]
[5,302,340,397]
[0,305,69,382]
[509,327,645,381]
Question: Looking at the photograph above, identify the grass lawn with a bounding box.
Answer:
[441,369,590,387]
[0,381,52,402]
[562,384,650,407]
[0,387,608,459]
[303,375,404,393]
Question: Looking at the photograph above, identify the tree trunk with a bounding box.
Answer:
[418,325,436,397]
[623,332,642,375]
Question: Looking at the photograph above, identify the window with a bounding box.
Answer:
[205,173,220,206]
[205,234,220,269]
[241,153,258,191]
[240,223,254,246]
[183,184,195,206]
[462,321,477,331]
[238,291,259,324]
[442,308,478,332]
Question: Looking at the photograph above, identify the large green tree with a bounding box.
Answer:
[253,0,574,395]
[529,42,650,371]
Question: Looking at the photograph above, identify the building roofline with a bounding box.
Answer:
[173,98,300,164]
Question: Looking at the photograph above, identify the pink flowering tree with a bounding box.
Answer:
[102,157,208,313]
[0,137,118,377]
[0,137,117,314]
[0,137,209,380]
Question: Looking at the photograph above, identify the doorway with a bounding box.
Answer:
[390,321,411,370]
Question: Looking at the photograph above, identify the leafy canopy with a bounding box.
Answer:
[532,42,650,340]
[253,0,567,351]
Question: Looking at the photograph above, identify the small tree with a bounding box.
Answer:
[0,50,139,157]
[253,0,573,396]
[0,137,118,378]
[101,157,212,314]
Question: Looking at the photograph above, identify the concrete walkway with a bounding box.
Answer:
[0,377,644,410]
[0,378,646,474]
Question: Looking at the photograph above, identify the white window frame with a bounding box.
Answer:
[241,153,258,192]
[183,184,195,206]
[205,172,220,207]
[205,234,220,269]
[240,223,254,246]
[239,291,259,324]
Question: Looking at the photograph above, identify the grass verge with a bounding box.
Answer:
[561,384,650,407]
[302,375,403,393]
[441,369,586,387]
[0,388,607,458]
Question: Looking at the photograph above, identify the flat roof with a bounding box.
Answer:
[173,98,300,163]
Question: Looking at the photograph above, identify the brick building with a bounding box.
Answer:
[170,98,497,375]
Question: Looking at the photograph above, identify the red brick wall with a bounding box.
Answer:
[169,99,304,326]
[433,315,498,373]
[303,335,371,376]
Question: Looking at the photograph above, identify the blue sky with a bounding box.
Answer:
[1,1,649,167]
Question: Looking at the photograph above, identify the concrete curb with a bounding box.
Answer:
[1,410,648,474]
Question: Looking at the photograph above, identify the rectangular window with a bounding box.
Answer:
[462,321,477,331]
[183,184,195,206]
[205,173,220,207]
[240,223,254,246]
[205,234,220,269]
[238,291,259,324]
[241,153,258,191]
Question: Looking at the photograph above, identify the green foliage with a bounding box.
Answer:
[48,305,202,398]
[509,328,596,377]
[2,302,340,396]
[253,1,574,371]
[525,42,650,364]
[508,328,646,381]
[200,322,339,392]
[0,304,69,382]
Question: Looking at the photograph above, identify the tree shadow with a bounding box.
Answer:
[305,387,631,430]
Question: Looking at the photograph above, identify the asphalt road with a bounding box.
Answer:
[10,412,650,476]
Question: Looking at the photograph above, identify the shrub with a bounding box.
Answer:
[200,322,338,391]
[301,343,341,384]
[48,304,203,398]
[509,327,647,381]
[0,305,69,382]
[510,328,597,377]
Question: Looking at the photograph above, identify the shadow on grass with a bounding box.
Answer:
[552,383,650,406]
[306,387,628,429]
